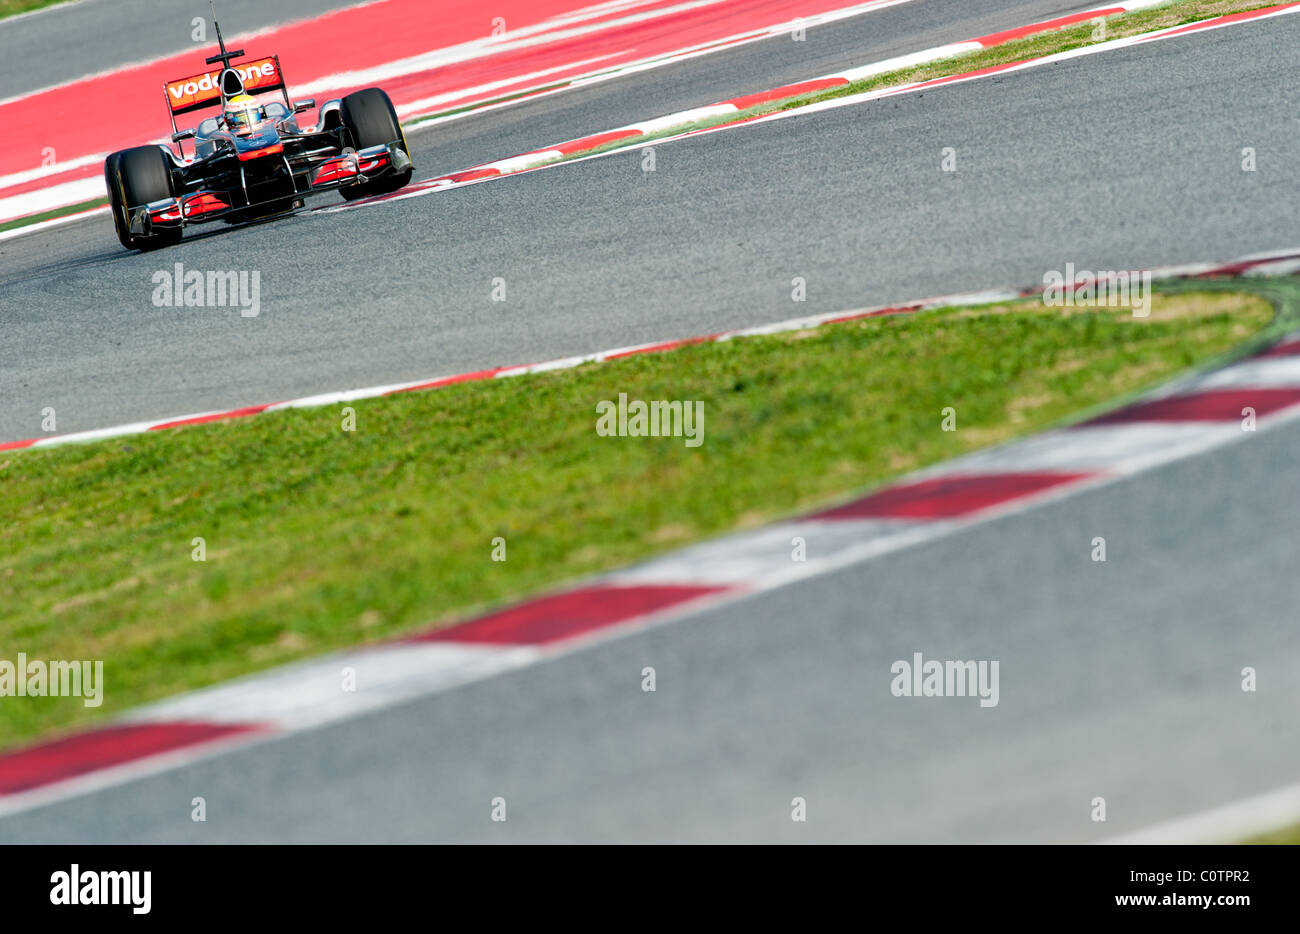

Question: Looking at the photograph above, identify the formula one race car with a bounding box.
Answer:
[104,13,413,250]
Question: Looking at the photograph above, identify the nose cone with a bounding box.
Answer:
[232,124,283,158]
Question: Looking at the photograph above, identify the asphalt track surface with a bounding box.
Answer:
[2,9,1299,841]
[0,0,1186,442]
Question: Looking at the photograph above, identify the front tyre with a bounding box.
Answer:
[339,87,413,200]
[105,146,182,251]
[104,152,135,249]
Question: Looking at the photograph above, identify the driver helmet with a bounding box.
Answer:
[223,94,266,134]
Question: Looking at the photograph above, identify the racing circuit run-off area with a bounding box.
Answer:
[2,0,1300,917]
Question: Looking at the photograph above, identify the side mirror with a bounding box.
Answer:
[293,99,316,113]
[171,128,196,142]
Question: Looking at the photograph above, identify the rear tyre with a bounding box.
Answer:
[339,87,412,200]
[105,146,182,251]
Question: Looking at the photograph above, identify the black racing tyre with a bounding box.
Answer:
[338,87,413,200]
[104,152,135,249]
[107,146,182,251]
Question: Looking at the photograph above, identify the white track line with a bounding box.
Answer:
[1103,781,1300,844]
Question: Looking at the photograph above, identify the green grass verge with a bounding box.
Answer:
[0,198,106,235]
[0,286,1284,749]
[0,0,72,19]
[1244,823,1300,844]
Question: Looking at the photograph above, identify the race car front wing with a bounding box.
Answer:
[129,142,412,235]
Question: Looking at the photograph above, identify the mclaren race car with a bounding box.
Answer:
[104,15,413,251]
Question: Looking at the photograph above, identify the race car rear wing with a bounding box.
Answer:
[164,55,290,118]
[164,9,294,143]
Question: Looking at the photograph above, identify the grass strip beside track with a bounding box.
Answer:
[0,0,71,19]
[0,198,105,234]
[0,285,1284,749]
[1245,823,1300,843]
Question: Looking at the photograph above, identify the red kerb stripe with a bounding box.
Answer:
[976,8,1125,46]
[810,471,1093,520]
[725,77,849,111]
[1256,339,1300,358]
[1084,388,1300,425]
[413,583,730,645]
[149,405,274,431]
[0,721,263,795]
[553,129,642,155]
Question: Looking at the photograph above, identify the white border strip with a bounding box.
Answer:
[1104,780,1300,844]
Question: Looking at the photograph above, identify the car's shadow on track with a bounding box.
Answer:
[141,201,325,250]
[1,205,325,287]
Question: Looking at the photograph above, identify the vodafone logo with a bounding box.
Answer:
[166,58,280,109]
